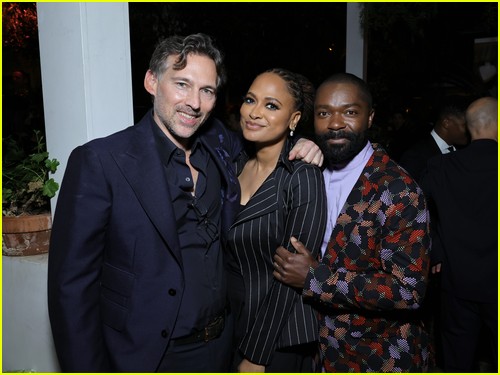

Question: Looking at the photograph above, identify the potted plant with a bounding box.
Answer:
[2,130,59,256]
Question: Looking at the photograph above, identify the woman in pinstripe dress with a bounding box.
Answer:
[225,68,327,372]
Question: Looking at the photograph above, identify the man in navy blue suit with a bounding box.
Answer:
[47,33,321,372]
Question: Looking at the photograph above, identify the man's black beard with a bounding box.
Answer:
[316,129,368,168]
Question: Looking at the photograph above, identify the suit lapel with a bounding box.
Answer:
[200,125,241,234]
[111,120,182,266]
[231,175,278,227]
[337,147,381,220]
[229,143,293,228]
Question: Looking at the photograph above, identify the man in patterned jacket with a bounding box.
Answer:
[273,73,431,372]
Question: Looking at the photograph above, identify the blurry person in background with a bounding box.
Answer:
[420,97,498,372]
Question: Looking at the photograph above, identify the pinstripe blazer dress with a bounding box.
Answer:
[226,140,327,366]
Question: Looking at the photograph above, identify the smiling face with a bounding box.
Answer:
[144,53,218,149]
[239,72,301,148]
[314,81,375,166]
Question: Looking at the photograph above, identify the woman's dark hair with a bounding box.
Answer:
[149,33,226,90]
[265,68,315,130]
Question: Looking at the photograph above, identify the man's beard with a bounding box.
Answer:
[316,129,368,167]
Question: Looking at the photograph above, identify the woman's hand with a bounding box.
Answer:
[238,358,265,373]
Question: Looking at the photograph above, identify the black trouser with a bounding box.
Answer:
[441,290,497,372]
[156,313,234,373]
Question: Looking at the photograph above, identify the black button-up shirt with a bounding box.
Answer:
[152,121,225,338]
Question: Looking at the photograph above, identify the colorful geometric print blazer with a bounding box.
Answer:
[303,144,431,372]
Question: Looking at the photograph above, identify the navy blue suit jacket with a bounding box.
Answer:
[47,111,242,372]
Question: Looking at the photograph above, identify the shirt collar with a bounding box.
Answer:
[430,129,453,153]
[151,113,202,164]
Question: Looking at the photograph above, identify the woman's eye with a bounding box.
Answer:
[265,102,279,110]
[243,97,254,104]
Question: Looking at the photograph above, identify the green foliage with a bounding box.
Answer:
[2,130,59,216]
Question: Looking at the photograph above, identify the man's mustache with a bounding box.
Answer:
[317,130,356,141]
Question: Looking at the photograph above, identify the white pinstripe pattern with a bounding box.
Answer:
[227,151,327,365]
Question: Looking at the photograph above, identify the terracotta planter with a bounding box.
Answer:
[2,213,52,256]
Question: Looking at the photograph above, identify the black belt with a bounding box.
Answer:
[172,314,225,346]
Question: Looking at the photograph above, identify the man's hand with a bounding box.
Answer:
[273,237,318,288]
[238,358,265,373]
[288,138,324,167]
[431,262,442,274]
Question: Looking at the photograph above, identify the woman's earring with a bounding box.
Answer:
[289,129,295,137]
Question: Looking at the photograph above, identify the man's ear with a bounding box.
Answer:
[367,109,375,129]
[144,70,157,96]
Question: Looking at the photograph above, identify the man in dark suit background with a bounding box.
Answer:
[398,105,469,368]
[420,97,498,372]
[399,105,468,183]
[399,105,469,275]
[47,33,320,372]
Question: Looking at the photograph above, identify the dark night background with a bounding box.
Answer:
[128,2,497,145]
[128,2,347,125]
[129,2,498,145]
[3,2,498,154]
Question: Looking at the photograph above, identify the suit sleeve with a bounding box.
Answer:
[399,148,427,182]
[219,117,244,163]
[239,165,327,365]
[420,157,445,265]
[303,176,430,311]
[47,145,112,371]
